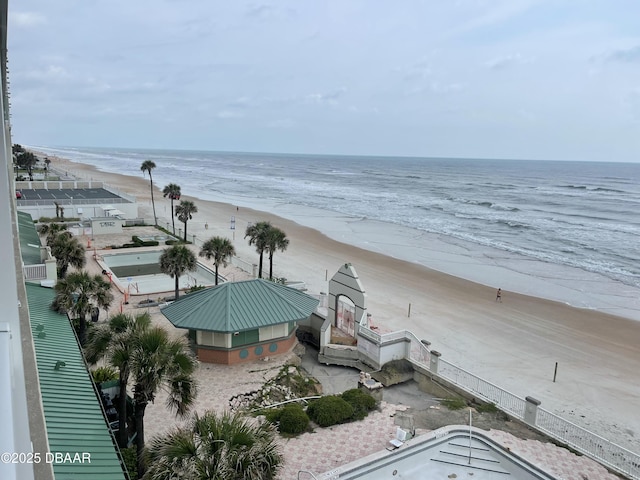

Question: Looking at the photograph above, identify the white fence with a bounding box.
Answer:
[352,325,639,479]
[432,353,638,479]
[437,357,527,419]
[23,264,46,281]
[535,408,640,479]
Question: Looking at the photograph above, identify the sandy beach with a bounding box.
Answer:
[44,153,640,455]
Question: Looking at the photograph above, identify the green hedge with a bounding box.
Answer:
[131,236,159,247]
[278,404,309,434]
[341,389,377,420]
[307,395,354,427]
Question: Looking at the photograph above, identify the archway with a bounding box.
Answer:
[335,294,356,337]
[327,263,367,342]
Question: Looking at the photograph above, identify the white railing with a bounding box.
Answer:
[23,264,46,281]
[436,358,527,419]
[536,408,640,479]
[431,356,638,478]
[17,197,131,207]
[16,179,104,190]
[316,293,329,309]
[404,330,431,368]
[358,326,381,343]
[230,256,256,276]
[333,322,640,477]
[379,330,410,342]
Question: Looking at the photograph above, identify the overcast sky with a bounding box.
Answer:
[8,1,640,162]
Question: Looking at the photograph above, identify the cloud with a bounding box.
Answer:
[245,4,274,19]
[217,110,244,119]
[10,12,46,27]
[599,45,640,63]
[226,96,254,109]
[399,57,433,82]
[405,82,465,96]
[485,53,529,70]
[267,118,296,128]
[305,87,348,106]
[625,87,640,122]
[25,65,70,81]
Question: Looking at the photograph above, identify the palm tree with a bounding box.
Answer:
[15,150,38,180]
[159,245,197,300]
[85,312,151,448]
[53,271,114,345]
[144,411,283,480]
[175,200,198,242]
[50,232,86,278]
[38,222,68,246]
[199,237,235,286]
[44,157,51,179]
[265,226,289,281]
[131,327,197,478]
[141,160,158,226]
[162,183,181,235]
[245,221,271,279]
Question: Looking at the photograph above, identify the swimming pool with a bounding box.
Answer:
[101,250,218,296]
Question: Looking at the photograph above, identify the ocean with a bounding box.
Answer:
[31,146,640,320]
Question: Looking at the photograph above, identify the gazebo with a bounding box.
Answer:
[161,279,320,364]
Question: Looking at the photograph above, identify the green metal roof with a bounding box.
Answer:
[17,210,42,265]
[161,279,320,333]
[26,283,126,480]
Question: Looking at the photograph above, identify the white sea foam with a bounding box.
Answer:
[32,145,640,321]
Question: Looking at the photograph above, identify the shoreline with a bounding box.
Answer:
[32,151,640,453]
[34,147,640,323]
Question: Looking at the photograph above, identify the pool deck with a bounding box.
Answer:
[83,227,620,480]
[87,227,249,298]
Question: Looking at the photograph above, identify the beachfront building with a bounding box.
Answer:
[1,4,51,480]
[161,279,320,364]
[4,171,128,479]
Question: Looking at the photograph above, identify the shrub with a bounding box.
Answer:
[131,236,159,247]
[307,395,354,427]
[277,404,309,435]
[441,397,467,410]
[263,408,283,424]
[341,388,377,420]
[476,402,499,413]
[91,366,119,383]
[120,447,137,480]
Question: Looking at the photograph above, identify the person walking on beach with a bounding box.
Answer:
[496,288,502,302]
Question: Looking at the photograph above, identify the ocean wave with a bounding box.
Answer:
[447,196,520,212]
[30,145,640,292]
[557,184,626,194]
[496,219,533,230]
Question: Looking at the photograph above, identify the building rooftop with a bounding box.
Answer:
[16,187,123,203]
[162,278,320,333]
[319,426,557,480]
[26,283,125,480]
[17,211,42,266]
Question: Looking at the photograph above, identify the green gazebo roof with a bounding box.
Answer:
[161,279,319,333]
